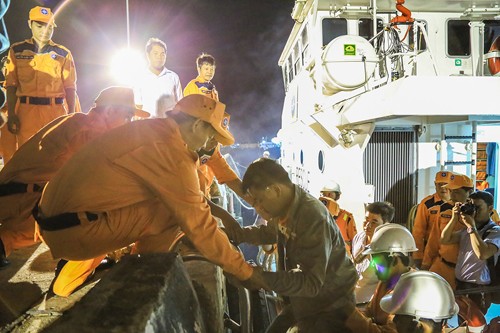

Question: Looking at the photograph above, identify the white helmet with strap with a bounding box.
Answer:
[380,271,459,320]
[321,180,341,193]
[362,223,417,256]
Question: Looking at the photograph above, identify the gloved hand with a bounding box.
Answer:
[7,114,20,134]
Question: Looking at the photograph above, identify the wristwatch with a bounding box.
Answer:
[467,226,477,234]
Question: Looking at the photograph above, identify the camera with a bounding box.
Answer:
[460,200,476,215]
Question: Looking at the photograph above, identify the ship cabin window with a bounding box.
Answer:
[318,150,325,172]
[282,64,288,91]
[484,20,500,54]
[294,43,302,75]
[322,18,347,46]
[448,20,500,57]
[301,27,310,66]
[447,20,471,56]
[287,56,294,83]
[358,18,383,40]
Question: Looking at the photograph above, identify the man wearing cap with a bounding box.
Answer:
[319,180,357,255]
[423,172,474,289]
[35,94,259,297]
[441,190,500,314]
[134,38,182,118]
[0,87,148,269]
[412,171,451,269]
[4,6,77,147]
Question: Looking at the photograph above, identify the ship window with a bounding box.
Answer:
[282,65,288,91]
[301,27,309,65]
[318,150,325,172]
[358,18,383,40]
[322,18,347,46]
[447,20,471,56]
[287,56,294,82]
[484,20,500,54]
[300,150,304,166]
[294,43,302,74]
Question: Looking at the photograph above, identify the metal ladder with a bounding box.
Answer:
[439,122,477,189]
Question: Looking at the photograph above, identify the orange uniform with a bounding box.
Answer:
[184,76,219,101]
[38,118,252,296]
[319,196,357,254]
[423,202,464,289]
[5,38,77,145]
[411,193,444,261]
[198,145,239,197]
[0,104,17,164]
[0,113,113,256]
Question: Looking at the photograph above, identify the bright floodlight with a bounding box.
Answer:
[110,48,145,86]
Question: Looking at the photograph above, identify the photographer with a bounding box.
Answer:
[423,172,473,289]
[441,190,500,314]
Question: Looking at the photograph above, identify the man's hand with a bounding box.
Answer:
[461,213,475,229]
[451,202,461,223]
[225,265,270,291]
[7,114,20,134]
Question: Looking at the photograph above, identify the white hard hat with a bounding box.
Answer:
[362,224,417,256]
[321,180,341,193]
[380,271,459,320]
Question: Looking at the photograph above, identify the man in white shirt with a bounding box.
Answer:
[134,38,182,118]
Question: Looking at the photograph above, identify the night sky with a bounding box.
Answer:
[2,0,294,145]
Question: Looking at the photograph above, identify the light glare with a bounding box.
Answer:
[110,48,145,86]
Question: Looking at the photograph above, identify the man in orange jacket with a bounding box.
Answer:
[422,172,474,289]
[5,6,78,147]
[36,95,261,297]
[0,86,149,268]
[319,180,357,255]
[412,171,451,268]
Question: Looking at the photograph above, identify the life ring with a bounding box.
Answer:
[487,35,500,76]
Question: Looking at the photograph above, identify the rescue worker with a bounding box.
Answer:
[134,37,182,118]
[0,56,17,164]
[5,6,78,147]
[184,53,218,100]
[0,86,149,269]
[379,271,459,333]
[422,172,474,289]
[352,201,395,304]
[412,171,451,268]
[361,224,417,323]
[441,190,500,314]
[221,158,358,333]
[319,180,357,255]
[342,223,418,332]
[35,95,260,297]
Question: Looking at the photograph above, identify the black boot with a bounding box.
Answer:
[47,259,68,295]
[95,256,116,272]
[0,238,10,269]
